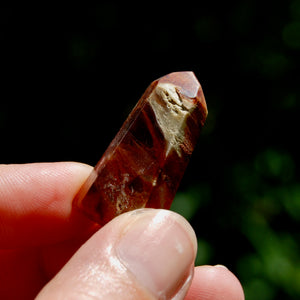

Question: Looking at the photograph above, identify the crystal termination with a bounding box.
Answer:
[73,72,208,225]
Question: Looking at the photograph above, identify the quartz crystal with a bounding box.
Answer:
[73,71,208,225]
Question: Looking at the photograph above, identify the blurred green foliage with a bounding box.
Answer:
[171,2,300,298]
[172,148,300,300]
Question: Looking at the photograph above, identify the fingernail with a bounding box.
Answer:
[214,264,228,270]
[117,209,197,299]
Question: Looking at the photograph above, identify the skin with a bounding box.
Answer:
[0,162,244,299]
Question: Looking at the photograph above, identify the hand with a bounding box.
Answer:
[0,162,244,299]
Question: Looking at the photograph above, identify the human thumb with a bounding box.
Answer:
[36,209,197,300]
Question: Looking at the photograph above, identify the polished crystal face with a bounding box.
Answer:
[73,72,208,225]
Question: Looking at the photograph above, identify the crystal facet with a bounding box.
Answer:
[73,71,207,225]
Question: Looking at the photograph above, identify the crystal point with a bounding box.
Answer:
[73,71,207,225]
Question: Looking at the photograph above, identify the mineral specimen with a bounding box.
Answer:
[73,71,207,225]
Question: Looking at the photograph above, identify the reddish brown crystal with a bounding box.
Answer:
[73,71,207,225]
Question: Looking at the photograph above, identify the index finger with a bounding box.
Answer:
[0,162,97,248]
[185,265,245,300]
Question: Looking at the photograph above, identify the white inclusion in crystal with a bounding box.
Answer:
[149,83,194,157]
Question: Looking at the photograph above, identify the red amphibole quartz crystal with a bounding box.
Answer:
[73,71,208,225]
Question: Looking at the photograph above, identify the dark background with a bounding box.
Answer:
[1,2,300,299]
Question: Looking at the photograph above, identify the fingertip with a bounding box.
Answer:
[0,162,94,247]
[186,265,245,300]
[62,162,93,187]
[37,209,198,300]
[116,209,197,299]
